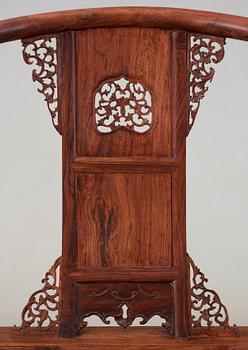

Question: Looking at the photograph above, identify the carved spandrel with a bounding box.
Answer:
[188,34,226,135]
[15,256,238,336]
[22,35,61,134]
[188,255,238,336]
[16,257,61,331]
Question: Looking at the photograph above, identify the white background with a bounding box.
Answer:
[0,0,247,326]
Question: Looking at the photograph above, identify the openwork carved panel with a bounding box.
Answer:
[188,34,226,134]
[16,257,61,331]
[95,77,152,134]
[22,35,61,134]
[76,283,173,335]
[188,255,238,336]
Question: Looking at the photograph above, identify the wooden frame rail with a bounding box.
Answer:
[0,7,248,44]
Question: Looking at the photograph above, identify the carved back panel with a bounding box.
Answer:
[17,20,228,338]
[57,28,189,338]
[0,4,241,342]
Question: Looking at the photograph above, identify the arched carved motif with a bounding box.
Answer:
[22,35,61,134]
[188,34,226,134]
[95,77,153,134]
[16,257,61,331]
[188,255,238,336]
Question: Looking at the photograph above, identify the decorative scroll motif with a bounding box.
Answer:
[22,36,61,134]
[188,34,226,134]
[95,77,152,134]
[188,255,238,336]
[76,283,172,335]
[16,257,61,331]
[16,255,237,336]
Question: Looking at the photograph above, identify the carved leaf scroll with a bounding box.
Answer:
[95,77,153,134]
[16,257,61,331]
[22,36,61,134]
[188,34,226,134]
[188,255,238,336]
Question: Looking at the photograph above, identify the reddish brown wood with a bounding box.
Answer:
[0,327,247,350]
[22,36,61,134]
[56,27,190,339]
[69,268,179,282]
[188,256,237,336]
[15,255,236,335]
[75,28,172,158]
[1,5,244,344]
[71,157,179,173]
[76,173,172,268]
[58,31,78,338]
[188,35,226,133]
[76,283,173,333]
[16,257,61,332]
[1,7,248,44]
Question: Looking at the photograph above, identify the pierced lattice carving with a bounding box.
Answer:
[22,36,61,134]
[78,304,170,332]
[188,34,226,134]
[95,77,152,134]
[188,255,238,336]
[16,257,61,331]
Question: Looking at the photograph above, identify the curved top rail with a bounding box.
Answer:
[0,6,248,44]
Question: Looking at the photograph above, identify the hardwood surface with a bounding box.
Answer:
[1,327,247,349]
[76,173,172,268]
[58,28,189,337]
[1,7,248,43]
[75,28,171,158]
[0,4,239,343]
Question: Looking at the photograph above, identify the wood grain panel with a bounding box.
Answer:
[76,173,171,268]
[75,27,172,157]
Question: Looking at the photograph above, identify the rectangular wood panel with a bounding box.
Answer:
[76,282,173,328]
[75,27,172,158]
[76,173,172,268]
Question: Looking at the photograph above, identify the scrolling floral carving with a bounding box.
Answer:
[16,257,61,331]
[188,34,226,134]
[22,36,61,134]
[188,255,238,336]
[95,77,152,134]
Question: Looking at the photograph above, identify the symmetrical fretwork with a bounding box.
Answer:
[95,77,153,134]
[22,36,61,134]
[188,255,238,336]
[188,34,226,134]
[16,257,61,331]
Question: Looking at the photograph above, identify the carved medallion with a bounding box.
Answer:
[188,34,226,134]
[22,36,61,134]
[94,77,152,134]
